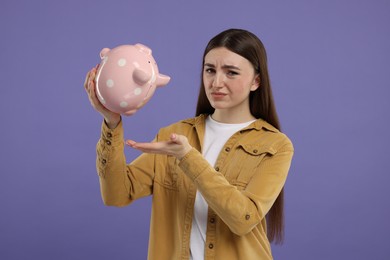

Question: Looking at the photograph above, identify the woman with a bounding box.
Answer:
[84,28,294,260]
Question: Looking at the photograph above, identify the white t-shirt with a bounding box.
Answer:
[190,116,256,260]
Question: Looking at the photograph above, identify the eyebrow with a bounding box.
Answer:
[204,63,241,70]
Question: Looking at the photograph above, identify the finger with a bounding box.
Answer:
[84,71,91,91]
[130,141,167,151]
[89,82,104,109]
[126,140,136,147]
[90,69,96,82]
[126,140,174,154]
[130,146,169,155]
[84,68,98,92]
[86,77,98,105]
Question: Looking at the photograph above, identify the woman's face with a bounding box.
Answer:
[203,47,259,114]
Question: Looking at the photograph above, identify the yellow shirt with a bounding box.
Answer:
[96,114,294,260]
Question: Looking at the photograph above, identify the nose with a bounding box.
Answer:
[212,72,225,88]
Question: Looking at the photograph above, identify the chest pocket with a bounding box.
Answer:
[230,144,276,190]
[162,156,181,191]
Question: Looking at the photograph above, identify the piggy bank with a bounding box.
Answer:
[95,43,170,115]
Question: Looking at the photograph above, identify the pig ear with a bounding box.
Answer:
[133,68,152,85]
[100,48,110,59]
[156,74,170,87]
[135,43,152,55]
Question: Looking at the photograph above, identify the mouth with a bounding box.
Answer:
[211,92,227,98]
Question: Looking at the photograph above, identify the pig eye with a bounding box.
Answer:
[148,61,151,63]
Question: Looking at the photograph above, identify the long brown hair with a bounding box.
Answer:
[195,28,285,244]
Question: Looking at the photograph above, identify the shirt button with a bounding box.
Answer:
[225,147,230,152]
[253,149,258,154]
[208,243,214,249]
[107,133,112,138]
[245,214,250,220]
[215,166,219,171]
[102,159,107,164]
[106,140,111,145]
[210,218,215,223]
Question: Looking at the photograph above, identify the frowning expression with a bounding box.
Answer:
[203,47,259,113]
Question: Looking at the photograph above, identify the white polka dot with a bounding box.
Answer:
[120,101,128,108]
[106,79,114,88]
[134,87,142,95]
[118,58,127,67]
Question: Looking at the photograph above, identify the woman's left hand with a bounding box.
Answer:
[126,133,192,159]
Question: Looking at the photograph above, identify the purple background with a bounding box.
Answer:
[1,0,389,259]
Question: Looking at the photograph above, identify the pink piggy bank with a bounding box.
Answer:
[95,43,170,115]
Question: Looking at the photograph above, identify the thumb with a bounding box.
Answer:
[170,133,187,144]
[170,133,179,142]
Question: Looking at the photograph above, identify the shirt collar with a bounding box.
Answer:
[182,114,279,133]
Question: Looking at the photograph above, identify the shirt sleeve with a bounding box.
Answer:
[96,120,156,206]
[178,139,294,236]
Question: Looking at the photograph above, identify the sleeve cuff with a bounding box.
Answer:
[101,118,124,146]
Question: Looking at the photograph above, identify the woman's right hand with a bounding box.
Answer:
[84,65,121,129]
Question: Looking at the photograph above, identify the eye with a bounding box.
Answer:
[227,70,239,76]
[204,68,215,74]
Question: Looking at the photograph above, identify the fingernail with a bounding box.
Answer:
[126,140,134,146]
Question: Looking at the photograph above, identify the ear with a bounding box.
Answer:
[250,75,260,91]
[135,43,152,55]
[156,73,171,87]
[100,48,110,59]
[133,68,152,85]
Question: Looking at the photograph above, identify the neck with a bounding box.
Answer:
[211,109,256,124]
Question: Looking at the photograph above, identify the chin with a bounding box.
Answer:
[209,102,224,110]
